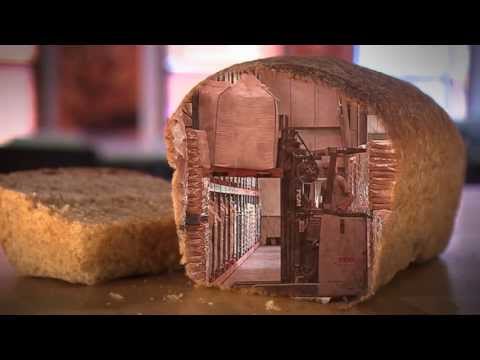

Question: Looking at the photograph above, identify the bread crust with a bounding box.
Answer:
[165,56,466,302]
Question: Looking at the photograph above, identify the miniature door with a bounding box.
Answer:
[318,215,367,297]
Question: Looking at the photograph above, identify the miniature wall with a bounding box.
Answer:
[258,70,343,155]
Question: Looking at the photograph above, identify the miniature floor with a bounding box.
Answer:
[1,185,480,315]
[220,246,281,288]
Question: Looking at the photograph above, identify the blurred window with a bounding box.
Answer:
[357,45,470,122]
[0,46,37,145]
[0,45,36,65]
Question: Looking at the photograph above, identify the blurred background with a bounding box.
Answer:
[1,45,479,182]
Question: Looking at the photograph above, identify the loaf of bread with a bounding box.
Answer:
[0,168,179,285]
[165,56,465,304]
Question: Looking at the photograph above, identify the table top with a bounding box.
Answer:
[1,185,479,315]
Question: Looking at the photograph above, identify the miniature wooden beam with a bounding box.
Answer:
[209,166,283,178]
[325,150,337,206]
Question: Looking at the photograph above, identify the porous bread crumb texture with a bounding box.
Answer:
[165,56,466,303]
[0,168,180,285]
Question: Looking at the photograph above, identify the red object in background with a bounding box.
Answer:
[58,45,139,134]
[285,45,353,62]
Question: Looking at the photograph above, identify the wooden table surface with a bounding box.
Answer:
[1,185,479,315]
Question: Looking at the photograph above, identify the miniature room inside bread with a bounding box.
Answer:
[178,69,396,302]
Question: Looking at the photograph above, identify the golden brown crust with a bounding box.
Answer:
[165,56,466,302]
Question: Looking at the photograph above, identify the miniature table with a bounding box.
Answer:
[1,185,479,315]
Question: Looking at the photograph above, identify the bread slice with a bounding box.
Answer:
[0,167,179,285]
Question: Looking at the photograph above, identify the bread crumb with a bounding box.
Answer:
[137,313,143,315]
[59,204,70,213]
[164,293,184,302]
[109,292,124,301]
[149,297,156,302]
[318,297,331,305]
[208,302,214,306]
[265,300,281,312]
[105,302,111,307]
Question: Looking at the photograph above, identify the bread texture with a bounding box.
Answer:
[165,56,466,303]
[0,168,179,285]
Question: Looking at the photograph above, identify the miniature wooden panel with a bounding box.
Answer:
[318,215,367,296]
[315,85,340,127]
[315,128,343,150]
[259,70,291,119]
[195,130,211,169]
[198,80,231,160]
[214,76,278,170]
[349,103,359,147]
[339,98,350,147]
[256,72,340,129]
[258,178,281,216]
[358,106,368,146]
[291,79,315,127]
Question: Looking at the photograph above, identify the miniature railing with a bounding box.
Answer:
[207,176,261,284]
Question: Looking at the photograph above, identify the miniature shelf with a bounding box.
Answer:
[208,182,259,197]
